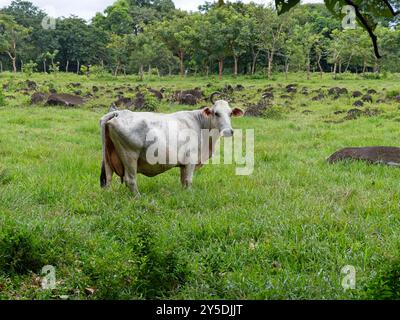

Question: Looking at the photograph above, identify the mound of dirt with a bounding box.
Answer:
[46,93,85,107]
[244,100,269,117]
[328,147,400,166]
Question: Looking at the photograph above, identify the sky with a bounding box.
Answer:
[0,0,323,20]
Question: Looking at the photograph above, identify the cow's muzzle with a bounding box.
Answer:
[220,128,234,137]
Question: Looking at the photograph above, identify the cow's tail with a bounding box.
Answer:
[100,112,124,188]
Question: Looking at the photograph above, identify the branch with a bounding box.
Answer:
[382,0,400,16]
[344,0,381,59]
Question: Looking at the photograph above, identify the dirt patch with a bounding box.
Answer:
[328,147,400,166]
[46,94,85,107]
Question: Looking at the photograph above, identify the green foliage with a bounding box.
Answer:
[0,88,6,107]
[22,60,37,76]
[365,258,400,299]
[0,226,46,275]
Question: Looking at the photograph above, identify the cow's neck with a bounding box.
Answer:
[195,110,213,130]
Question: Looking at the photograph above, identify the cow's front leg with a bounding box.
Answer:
[124,158,141,197]
[180,164,196,189]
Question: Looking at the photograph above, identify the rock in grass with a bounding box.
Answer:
[31,92,48,104]
[328,147,400,166]
[46,93,85,107]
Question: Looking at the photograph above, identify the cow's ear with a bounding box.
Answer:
[232,108,244,117]
[202,107,213,117]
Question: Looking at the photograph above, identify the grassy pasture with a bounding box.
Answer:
[1,72,400,299]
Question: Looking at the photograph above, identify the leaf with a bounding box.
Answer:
[275,0,301,15]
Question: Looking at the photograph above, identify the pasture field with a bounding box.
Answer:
[1,72,400,300]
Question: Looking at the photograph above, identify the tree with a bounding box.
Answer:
[154,13,195,77]
[275,0,400,59]
[0,14,30,72]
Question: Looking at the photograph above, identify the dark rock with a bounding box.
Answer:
[395,96,400,103]
[69,83,81,88]
[334,110,345,115]
[328,147,400,166]
[345,108,363,120]
[353,100,364,107]
[362,95,373,103]
[49,88,57,94]
[312,93,325,101]
[179,94,198,105]
[286,84,297,93]
[74,90,82,96]
[302,110,312,114]
[367,89,378,95]
[92,86,99,93]
[352,91,362,98]
[115,97,134,108]
[31,92,48,104]
[46,93,85,107]
[262,92,274,100]
[26,80,37,90]
[235,84,245,91]
[147,88,163,100]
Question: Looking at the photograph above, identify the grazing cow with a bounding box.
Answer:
[100,93,244,196]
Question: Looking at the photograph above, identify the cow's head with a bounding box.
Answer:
[202,100,244,137]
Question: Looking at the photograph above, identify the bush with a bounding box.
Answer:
[22,61,38,76]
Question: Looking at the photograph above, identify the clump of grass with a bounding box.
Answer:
[386,89,400,99]
[0,89,6,107]
[133,223,190,299]
[364,258,400,300]
[0,227,46,275]
[0,167,12,185]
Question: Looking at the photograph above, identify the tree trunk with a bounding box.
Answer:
[205,65,209,77]
[251,49,259,75]
[317,55,323,79]
[267,51,274,80]
[306,55,311,80]
[43,60,46,73]
[218,59,224,80]
[66,60,69,73]
[12,57,17,73]
[179,50,184,77]
[139,64,144,81]
[285,59,289,80]
[77,60,80,74]
[0,61,3,73]
[333,62,337,79]
[233,56,239,77]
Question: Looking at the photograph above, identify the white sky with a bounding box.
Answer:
[0,0,323,20]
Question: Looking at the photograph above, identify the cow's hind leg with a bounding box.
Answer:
[180,164,196,189]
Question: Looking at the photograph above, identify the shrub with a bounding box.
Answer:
[22,61,38,76]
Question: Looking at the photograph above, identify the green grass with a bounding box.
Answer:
[1,72,400,300]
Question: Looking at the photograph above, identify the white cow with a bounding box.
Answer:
[100,98,243,196]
